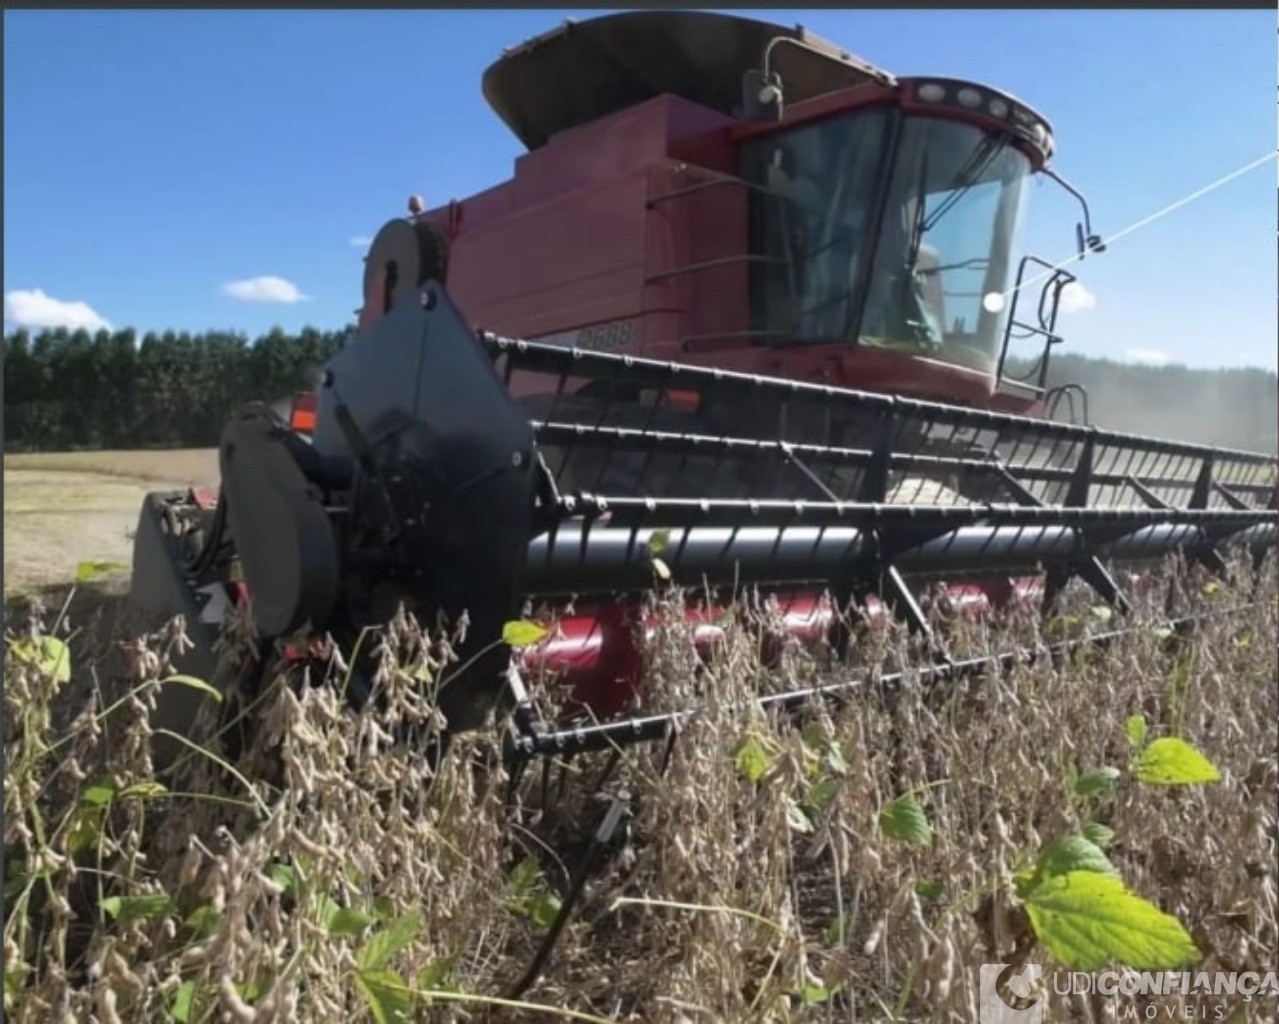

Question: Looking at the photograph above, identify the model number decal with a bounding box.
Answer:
[535,320,636,353]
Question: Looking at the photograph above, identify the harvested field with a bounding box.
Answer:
[4,449,218,595]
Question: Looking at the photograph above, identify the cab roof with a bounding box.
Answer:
[482,10,895,151]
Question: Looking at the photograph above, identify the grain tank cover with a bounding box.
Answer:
[482,10,894,150]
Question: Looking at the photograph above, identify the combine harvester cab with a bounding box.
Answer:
[129,10,1278,764]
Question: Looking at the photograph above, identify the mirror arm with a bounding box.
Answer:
[1042,166,1105,258]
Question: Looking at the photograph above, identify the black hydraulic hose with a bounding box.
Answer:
[186,486,228,578]
[502,798,629,1001]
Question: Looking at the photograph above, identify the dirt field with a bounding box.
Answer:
[4,449,218,595]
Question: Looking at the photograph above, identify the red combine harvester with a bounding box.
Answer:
[131,11,1277,762]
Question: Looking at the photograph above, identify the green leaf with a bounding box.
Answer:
[75,560,127,583]
[11,636,71,683]
[1126,715,1147,748]
[66,806,107,856]
[171,980,198,1023]
[1081,822,1115,850]
[268,862,299,897]
[357,910,422,972]
[4,866,29,903]
[99,892,173,922]
[1090,605,1114,624]
[804,777,841,811]
[81,784,116,807]
[184,905,221,940]
[356,969,414,1024]
[1202,580,1221,597]
[734,734,775,783]
[786,799,814,835]
[800,982,840,1005]
[502,620,549,649]
[821,741,850,775]
[506,858,562,928]
[651,556,672,582]
[1073,765,1121,797]
[508,857,541,898]
[647,528,671,558]
[1031,836,1118,887]
[326,905,377,936]
[160,674,223,704]
[315,894,342,930]
[417,959,455,991]
[914,878,945,900]
[119,781,167,801]
[5,962,29,1005]
[527,891,562,929]
[880,794,932,846]
[1134,737,1221,786]
[1023,870,1200,970]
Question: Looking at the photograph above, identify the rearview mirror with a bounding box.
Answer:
[1075,223,1107,258]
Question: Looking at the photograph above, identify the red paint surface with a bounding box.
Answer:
[354,80,1049,415]
[513,579,1043,720]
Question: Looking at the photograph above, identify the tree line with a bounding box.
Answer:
[3,326,350,451]
[3,326,1276,455]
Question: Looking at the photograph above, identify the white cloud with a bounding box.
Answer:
[1057,281,1097,315]
[3,288,112,331]
[349,235,372,249]
[1123,348,1172,366]
[220,276,310,304]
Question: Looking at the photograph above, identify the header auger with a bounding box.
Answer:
[130,10,1277,772]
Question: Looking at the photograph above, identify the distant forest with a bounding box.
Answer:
[3,326,1276,454]
[3,326,350,452]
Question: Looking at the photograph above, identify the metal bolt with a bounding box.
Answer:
[512,451,524,467]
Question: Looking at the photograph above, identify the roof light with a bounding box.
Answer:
[956,87,982,108]
[916,82,946,102]
[988,97,1009,118]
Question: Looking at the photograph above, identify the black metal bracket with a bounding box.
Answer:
[811,407,954,662]
[1183,456,1240,584]
[856,406,896,505]
[1003,434,1135,618]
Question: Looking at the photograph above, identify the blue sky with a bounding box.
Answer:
[4,8,1275,370]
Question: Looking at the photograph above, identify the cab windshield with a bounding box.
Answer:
[741,111,1032,374]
